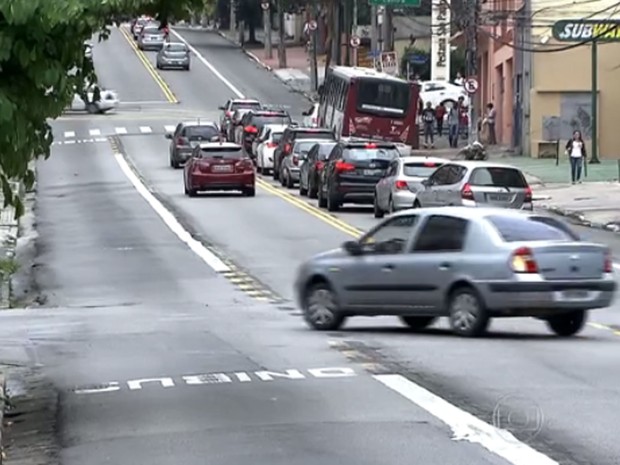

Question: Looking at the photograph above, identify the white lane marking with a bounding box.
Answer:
[95,137,107,142]
[64,131,76,138]
[112,152,230,272]
[164,125,176,132]
[115,127,128,134]
[170,29,245,98]
[614,263,620,270]
[64,140,76,145]
[89,129,101,136]
[139,126,153,134]
[73,367,356,394]
[374,374,559,465]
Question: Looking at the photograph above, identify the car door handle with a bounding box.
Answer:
[439,262,451,270]
[382,264,395,272]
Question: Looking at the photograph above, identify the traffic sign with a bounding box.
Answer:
[407,53,427,65]
[464,77,479,94]
[350,36,361,48]
[261,2,270,10]
[308,20,318,31]
[369,0,421,6]
[380,51,399,76]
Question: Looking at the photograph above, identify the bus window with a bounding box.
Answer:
[356,79,410,115]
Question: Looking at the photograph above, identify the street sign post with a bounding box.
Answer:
[369,0,421,6]
[464,77,478,94]
[380,51,398,76]
[550,19,620,164]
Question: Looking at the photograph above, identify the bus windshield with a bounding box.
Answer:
[356,79,410,116]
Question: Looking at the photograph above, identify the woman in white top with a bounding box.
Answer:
[565,130,587,184]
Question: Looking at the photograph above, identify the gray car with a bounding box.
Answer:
[294,207,615,337]
[280,139,326,188]
[156,42,190,70]
[415,161,533,210]
[374,156,448,218]
[166,121,220,168]
[137,25,166,51]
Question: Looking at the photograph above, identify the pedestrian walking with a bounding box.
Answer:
[447,105,459,148]
[486,103,497,145]
[422,102,436,148]
[435,103,446,137]
[565,130,586,184]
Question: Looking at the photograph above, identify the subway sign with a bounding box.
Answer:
[552,20,620,42]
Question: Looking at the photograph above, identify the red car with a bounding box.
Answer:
[183,142,255,197]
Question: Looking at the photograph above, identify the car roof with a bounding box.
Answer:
[181,120,217,127]
[399,156,449,164]
[164,41,187,47]
[342,141,397,148]
[441,160,522,170]
[251,110,289,116]
[294,138,331,145]
[392,206,537,221]
[289,127,333,132]
[231,99,260,103]
[198,142,241,149]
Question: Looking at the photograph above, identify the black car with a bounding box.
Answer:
[237,110,292,156]
[272,127,335,181]
[317,141,401,211]
[298,141,337,198]
[165,121,220,168]
[218,99,262,139]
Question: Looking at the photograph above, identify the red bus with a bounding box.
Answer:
[317,66,419,149]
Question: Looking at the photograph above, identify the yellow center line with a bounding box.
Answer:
[117,26,178,104]
[256,178,362,238]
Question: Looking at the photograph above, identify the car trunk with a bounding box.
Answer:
[529,243,606,280]
[471,186,527,208]
[468,167,529,208]
[164,51,187,59]
[342,157,392,185]
[203,155,242,174]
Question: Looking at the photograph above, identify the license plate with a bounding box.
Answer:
[487,194,508,201]
[363,169,382,176]
[553,290,595,302]
[212,165,233,173]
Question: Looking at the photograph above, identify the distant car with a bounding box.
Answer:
[254,124,288,174]
[294,206,616,336]
[137,25,166,51]
[302,103,319,127]
[272,127,335,181]
[374,156,447,218]
[184,142,255,197]
[236,110,292,155]
[279,139,327,189]
[227,108,255,141]
[66,85,118,114]
[218,99,262,138]
[156,42,190,70]
[298,141,337,198]
[165,121,220,168]
[419,80,469,109]
[415,161,533,210]
[131,16,154,40]
[317,140,401,211]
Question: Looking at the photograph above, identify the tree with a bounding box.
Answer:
[0,0,201,217]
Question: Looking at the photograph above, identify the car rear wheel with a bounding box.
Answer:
[317,182,327,208]
[413,200,421,208]
[272,164,280,181]
[546,310,587,337]
[303,282,345,331]
[243,187,256,197]
[308,177,318,199]
[388,197,396,213]
[327,188,340,212]
[185,64,190,71]
[448,286,490,337]
[86,103,98,114]
[299,180,308,196]
[373,194,384,218]
[285,169,295,188]
[170,157,180,169]
[400,316,437,331]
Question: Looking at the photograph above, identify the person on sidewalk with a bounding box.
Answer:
[447,105,459,148]
[422,102,436,148]
[485,103,497,145]
[565,130,587,184]
[435,103,446,137]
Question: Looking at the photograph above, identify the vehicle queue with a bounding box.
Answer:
[129,18,617,338]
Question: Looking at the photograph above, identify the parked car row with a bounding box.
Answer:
[129,16,191,70]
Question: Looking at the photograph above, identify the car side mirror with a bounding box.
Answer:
[342,240,363,256]
[165,133,172,139]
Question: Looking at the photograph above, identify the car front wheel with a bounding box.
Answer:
[303,282,345,331]
[448,286,489,337]
[546,310,587,337]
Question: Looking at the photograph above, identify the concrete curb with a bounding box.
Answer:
[215,30,317,102]
[540,204,620,233]
[0,372,5,464]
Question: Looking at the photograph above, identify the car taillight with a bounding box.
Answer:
[236,159,254,172]
[461,183,474,200]
[292,155,299,165]
[316,161,324,171]
[335,161,355,172]
[511,247,538,273]
[284,143,291,154]
[226,111,232,117]
[176,136,188,146]
[266,142,278,148]
[524,186,532,202]
[198,162,210,173]
[604,250,613,273]
[244,126,257,133]
[395,180,408,190]
[365,143,377,148]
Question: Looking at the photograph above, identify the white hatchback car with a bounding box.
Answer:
[256,124,288,174]
[66,85,119,114]
[419,80,469,109]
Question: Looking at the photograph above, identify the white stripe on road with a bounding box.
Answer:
[139,126,153,134]
[115,127,128,134]
[64,131,76,138]
[374,374,559,465]
[164,125,176,132]
[112,152,229,272]
[89,129,101,136]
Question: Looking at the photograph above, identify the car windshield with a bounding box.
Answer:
[486,215,579,242]
[252,115,291,128]
[319,143,337,159]
[271,132,283,142]
[143,27,161,34]
[294,131,334,140]
[165,44,187,52]
[201,148,243,159]
[403,161,442,178]
[293,141,321,153]
[345,147,400,161]
[186,126,218,140]
[232,101,261,111]
[469,167,528,187]
[356,78,410,115]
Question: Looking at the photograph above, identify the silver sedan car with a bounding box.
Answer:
[138,25,166,51]
[294,207,615,337]
[374,156,448,218]
[156,42,190,70]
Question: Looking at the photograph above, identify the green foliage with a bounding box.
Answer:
[0,0,201,218]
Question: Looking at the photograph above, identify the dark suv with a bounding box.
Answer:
[318,141,401,211]
[236,110,292,156]
[272,127,335,181]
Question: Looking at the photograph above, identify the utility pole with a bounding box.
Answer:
[230,0,236,32]
[277,0,286,68]
[309,1,318,92]
[370,5,378,68]
[465,0,479,144]
[590,39,599,163]
[263,2,273,59]
[352,0,358,66]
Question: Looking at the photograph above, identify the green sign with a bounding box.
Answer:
[552,19,620,42]
[369,0,421,6]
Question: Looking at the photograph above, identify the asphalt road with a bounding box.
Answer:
[7,25,620,465]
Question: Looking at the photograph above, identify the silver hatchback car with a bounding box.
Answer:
[138,25,166,51]
[294,207,615,337]
[156,42,190,70]
[415,161,533,210]
[374,156,448,218]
